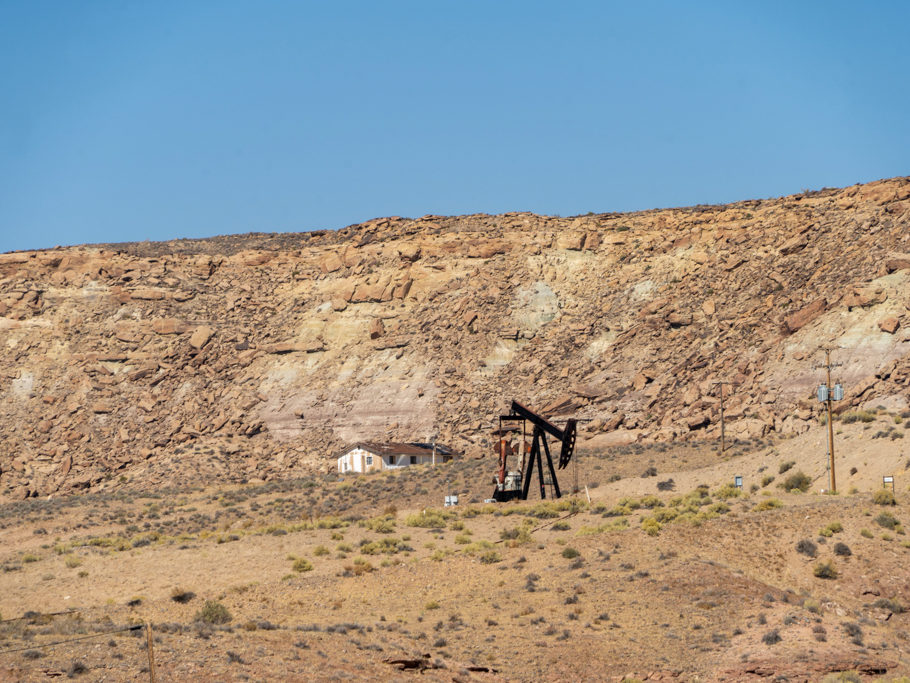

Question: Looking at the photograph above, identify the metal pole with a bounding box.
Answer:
[826,349,836,493]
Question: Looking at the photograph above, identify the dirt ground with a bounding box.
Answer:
[1,414,910,682]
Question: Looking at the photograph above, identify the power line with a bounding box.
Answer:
[0,609,79,624]
[0,624,143,655]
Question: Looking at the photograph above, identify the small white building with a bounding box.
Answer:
[336,442,455,474]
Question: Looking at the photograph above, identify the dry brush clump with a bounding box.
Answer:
[195,600,232,624]
[779,471,812,493]
[813,560,838,579]
[873,488,897,505]
[795,539,817,557]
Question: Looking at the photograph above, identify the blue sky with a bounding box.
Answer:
[1,1,908,253]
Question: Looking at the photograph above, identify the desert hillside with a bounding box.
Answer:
[2,179,910,681]
[1,177,910,499]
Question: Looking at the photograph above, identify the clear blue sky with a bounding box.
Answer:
[1,1,908,253]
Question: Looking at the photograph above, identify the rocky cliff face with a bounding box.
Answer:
[2,177,910,499]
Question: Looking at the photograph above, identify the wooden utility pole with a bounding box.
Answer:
[824,350,838,493]
[146,621,158,683]
[712,380,729,454]
[815,349,843,494]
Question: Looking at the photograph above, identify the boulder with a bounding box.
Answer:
[152,318,188,335]
[397,243,421,262]
[884,254,910,273]
[778,233,808,255]
[784,297,826,333]
[319,252,344,274]
[666,312,692,327]
[189,325,214,349]
[556,232,586,251]
[351,282,386,303]
[130,288,168,301]
[878,317,900,334]
[844,285,887,309]
[580,429,642,449]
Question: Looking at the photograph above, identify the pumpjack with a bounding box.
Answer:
[491,400,577,502]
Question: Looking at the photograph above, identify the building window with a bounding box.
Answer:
[409,456,417,464]
[365,456,373,466]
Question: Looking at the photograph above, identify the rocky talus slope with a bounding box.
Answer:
[1,178,910,499]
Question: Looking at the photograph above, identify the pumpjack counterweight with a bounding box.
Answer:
[491,401,577,502]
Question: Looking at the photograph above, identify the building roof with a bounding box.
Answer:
[335,441,456,459]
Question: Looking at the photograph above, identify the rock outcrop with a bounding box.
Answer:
[1,177,910,498]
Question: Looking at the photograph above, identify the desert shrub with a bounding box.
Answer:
[641,466,657,478]
[641,517,662,536]
[875,512,899,530]
[499,527,532,545]
[873,489,896,505]
[639,495,664,509]
[819,521,843,537]
[479,550,502,564]
[795,539,817,557]
[196,600,231,624]
[346,557,374,575]
[405,510,453,528]
[873,597,905,613]
[860,528,873,538]
[561,547,580,559]
[526,499,585,518]
[577,518,629,535]
[312,545,329,556]
[779,461,796,474]
[761,475,775,487]
[362,516,396,533]
[779,471,811,493]
[652,507,679,523]
[551,521,571,531]
[461,540,496,556]
[292,558,313,572]
[840,410,875,424]
[714,484,742,500]
[755,498,783,511]
[64,555,82,568]
[833,542,852,556]
[813,561,838,579]
[762,629,781,645]
[657,479,675,491]
[424,601,440,610]
[359,538,412,555]
[315,516,347,529]
[821,673,862,683]
[803,598,820,613]
[843,621,863,645]
[67,662,88,677]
